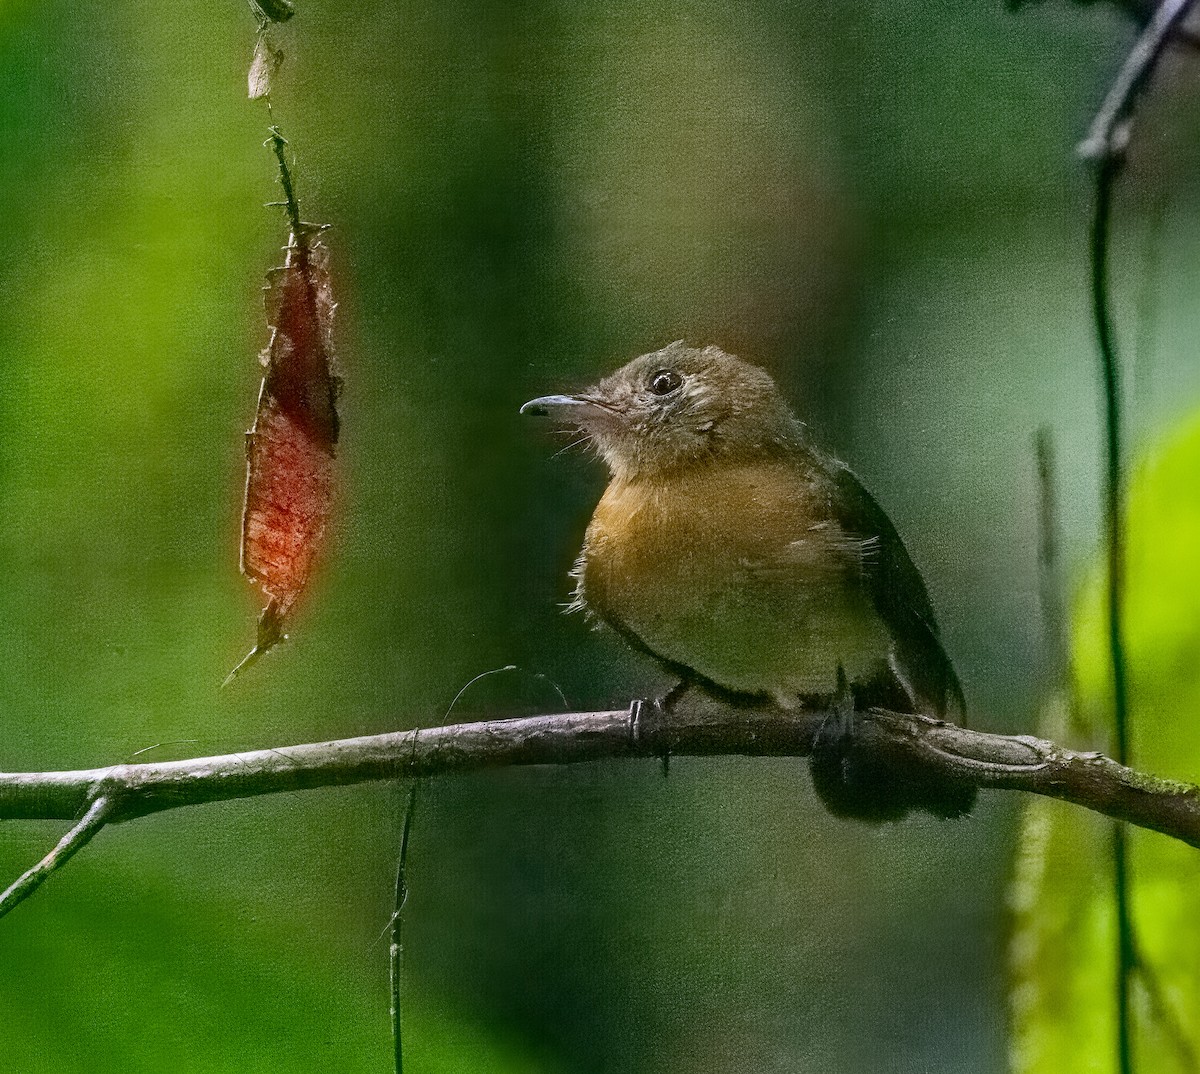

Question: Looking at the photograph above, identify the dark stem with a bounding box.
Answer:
[1092,131,1135,1074]
[1093,158,1130,771]
[1113,821,1135,1074]
[1081,5,1199,1064]
[391,783,417,1074]
[267,126,305,239]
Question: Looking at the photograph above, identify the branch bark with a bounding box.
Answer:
[0,796,115,920]
[2,696,1200,843]
[1078,0,1197,163]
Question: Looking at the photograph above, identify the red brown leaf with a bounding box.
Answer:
[228,226,340,682]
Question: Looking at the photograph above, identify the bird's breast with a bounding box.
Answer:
[577,462,889,698]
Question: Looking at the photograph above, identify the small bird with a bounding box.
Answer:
[521,341,975,821]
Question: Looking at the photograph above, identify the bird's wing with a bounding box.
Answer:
[819,458,965,720]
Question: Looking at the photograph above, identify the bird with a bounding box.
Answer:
[521,341,975,822]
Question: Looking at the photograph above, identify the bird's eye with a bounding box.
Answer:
[648,369,682,396]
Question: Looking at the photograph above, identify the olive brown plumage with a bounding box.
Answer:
[522,342,975,821]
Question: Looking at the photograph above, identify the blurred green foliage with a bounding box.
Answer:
[1,0,1199,1071]
[1012,414,1200,1073]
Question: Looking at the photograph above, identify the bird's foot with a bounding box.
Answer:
[654,681,701,778]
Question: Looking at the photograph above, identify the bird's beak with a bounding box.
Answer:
[519,394,595,420]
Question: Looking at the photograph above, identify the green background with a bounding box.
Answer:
[2,0,1199,1070]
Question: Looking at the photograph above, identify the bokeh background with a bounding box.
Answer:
[2,0,1200,1070]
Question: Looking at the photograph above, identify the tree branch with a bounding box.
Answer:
[1,698,1200,856]
[1079,0,1197,164]
[0,795,115,920]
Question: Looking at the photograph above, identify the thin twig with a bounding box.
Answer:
[1079,0,1197,163]
[0,796,115,920]
[267,127,304,241]
[1034,429,1067,691]
[391,784,417,1074]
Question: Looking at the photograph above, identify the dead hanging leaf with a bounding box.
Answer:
[227,224,341,684]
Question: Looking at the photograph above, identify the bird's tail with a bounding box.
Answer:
[808,664,976,823]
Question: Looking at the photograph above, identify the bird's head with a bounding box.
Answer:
[521,342,802,480]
